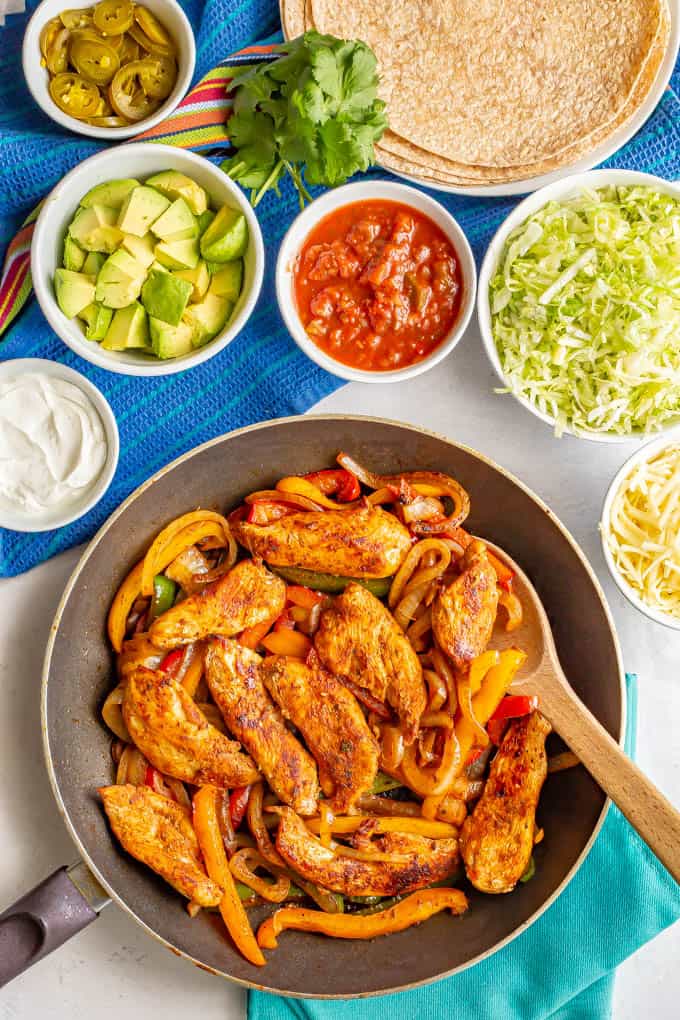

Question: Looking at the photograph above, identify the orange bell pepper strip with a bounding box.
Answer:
[257,888,468,949]
[181,643,205,696]
[305,816,458,839]
[108,559,144,653]
[238,616,276,650]
[261,629,312,659]
[192,785,265,967]
[141,511,232,596]
[286,585,325,609]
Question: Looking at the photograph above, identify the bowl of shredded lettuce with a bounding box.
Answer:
[478,170,680,441]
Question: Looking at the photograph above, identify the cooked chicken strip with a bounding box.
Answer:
[204,639,319,816]
[117,633,164,682]
[100,784,222,907]
[314,582,426,743]
[148,559,286,648]
[123,666,259,788]
[259,655,379,813]
[275,807,459,897]
[432,540,499,671]
[460,711,551,894]
[232,505,411,579]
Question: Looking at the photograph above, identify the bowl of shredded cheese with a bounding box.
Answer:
[601,433,680,628]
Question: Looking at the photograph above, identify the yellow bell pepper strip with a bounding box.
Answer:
[141,511,232,596]
[108,559,144,653]
[498,589,523,631]
[192,785,265,967]
[305,816,458,839]
[257,888,469,949]
[453,648,527,775]
[276,475,359,510]
[468,650,500,695]
[260,629,312,659]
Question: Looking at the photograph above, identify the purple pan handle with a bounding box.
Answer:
[0,863,110,988]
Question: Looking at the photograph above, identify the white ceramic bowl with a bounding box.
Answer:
[600,430,680,630]
[32,143,265,376]
[478,169,680,443]
[0,357,119,532]
[23,0,195,140]
[276,181,477,384]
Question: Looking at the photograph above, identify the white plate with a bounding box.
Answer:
[384,5,680,198]
[0,358,119,532]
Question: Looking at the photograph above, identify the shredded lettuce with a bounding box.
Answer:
[489,186,680,437]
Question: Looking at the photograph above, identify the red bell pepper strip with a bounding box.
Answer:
[486,718,507,746]
[229,786,251,830]
[158,648,184,677]
[274,609,296,631]
[303,469,360,502]
[490,695,538,721]
[144,764,177,800]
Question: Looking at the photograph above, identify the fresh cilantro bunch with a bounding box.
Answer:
[222,31,388,207]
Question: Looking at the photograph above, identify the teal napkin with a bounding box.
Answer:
[249,674,680,1019]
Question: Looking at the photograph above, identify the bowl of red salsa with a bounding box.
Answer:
[276,181,476,382]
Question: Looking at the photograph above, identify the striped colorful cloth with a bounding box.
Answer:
[0,1,679,576]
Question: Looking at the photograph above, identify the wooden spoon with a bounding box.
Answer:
[485,540,680,884]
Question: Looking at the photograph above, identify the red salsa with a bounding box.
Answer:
[293,200,463,371]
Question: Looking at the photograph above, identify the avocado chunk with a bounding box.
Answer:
[209,259,243,303]
[79,301,113,341]
[173,260,210,302]
[154,238,200,270]
[63,235,86,272]
[151,198,198,243]
[149,259,170,274]
[68,205,123,253]
[149,317,194,359]
[141,270,192,325]
[80,179,140,210]
[197,210,215,235]
[101,302,150,351]
[184,291,232,347]
[82,251,106,276]
[55,269,96,318]
[117,186,170,237]
[95,249,146,309]
[121,233,156,269]
[200,205,248,262]
[146,171,209,216]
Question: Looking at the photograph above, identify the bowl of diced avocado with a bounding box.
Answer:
[32,143,264,375]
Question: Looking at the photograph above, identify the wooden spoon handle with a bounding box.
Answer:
[541,676,680,884]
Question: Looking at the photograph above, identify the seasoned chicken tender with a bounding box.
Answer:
[232,505,411,579]
[259,655,379,813]
[100,784,222,907]
[460,712,551,894]
[204,639,319,816]
[123,666,259,788]
[148,559,286,648]
[432,540,499,671]
[275,807,459,897]
[314,583,426,742]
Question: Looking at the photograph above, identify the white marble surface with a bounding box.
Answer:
[0,320,678,1018]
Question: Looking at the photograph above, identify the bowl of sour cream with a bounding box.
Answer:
[0,358,119,532]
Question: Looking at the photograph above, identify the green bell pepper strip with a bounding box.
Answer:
[150,574,177,620]
[370,771,405,795]
[270,565,393,598]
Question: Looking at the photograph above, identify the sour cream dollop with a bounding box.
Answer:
[0,372,108,516]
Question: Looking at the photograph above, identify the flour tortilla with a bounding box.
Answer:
[305,0,666,170]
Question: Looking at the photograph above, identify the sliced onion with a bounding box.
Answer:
[457,674,489,745]
[247,782,285,867]
[431,647,458,715]
[499,590,523,632]
[244,489,324,511]
[401,725,461,797]
[355,794,421,818]
[229,848,291,903]
[389,539,451,610]
[402,495,444,524]
[548,751,580,774]
[102,684,130,742]
[116,745,148,786]
[423,667,447,712]
[380,725,405,770]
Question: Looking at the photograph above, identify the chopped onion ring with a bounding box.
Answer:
[230,848,291,903]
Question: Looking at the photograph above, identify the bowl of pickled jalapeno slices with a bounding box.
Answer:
[23,0,195,138]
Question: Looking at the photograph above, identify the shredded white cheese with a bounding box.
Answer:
[605,445,680,619]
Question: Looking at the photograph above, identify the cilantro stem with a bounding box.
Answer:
[252,159,285,207]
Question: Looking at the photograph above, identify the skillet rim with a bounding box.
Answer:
[40,413,626,997]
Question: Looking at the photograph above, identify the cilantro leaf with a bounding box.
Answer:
[311,46,342,100]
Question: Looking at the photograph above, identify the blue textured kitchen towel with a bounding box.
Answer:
[249,673,680,1019]
[1,3,680,575]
